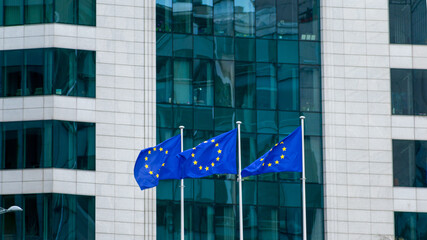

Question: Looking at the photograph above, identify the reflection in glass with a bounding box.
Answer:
[4,0,22,25]
[194,59,214,106]
[393,140,416,187]
[214,0,234,36]
[53,121,76,169]
[25,0,44,24]
[77,123,95,170]
[279,207,302,239]
[234,0,255,37]
[215,205,235,240]
[411,0,427,44]
[391,69,413,115]
[389,0,411,44]
[214,60,234,107]
[193,204,215,239]
[235,38,255,61]
[413,69,427,115]
[300,65,321,112]
[53,48,76,96]
[256,63,276,109]
[298,0,319,41]
[55,0,75,24]
[173,0,192,33]
[193,0,213,35]
[173,59,193,104]
[255,0,275,38]
[24,121,43,168]
[214,107,235,131]
[277,0,298,40]
[214,37,234,60]
[77,50,96,97]
[194,107,214,130]
[256,39,276,63]
[300,41,320,65]
[173,34,193,57]
[78,0,96,26]
[4,50,23,97]
[236,109,256,133]
[258,206,279,240]
[278,64,299,111]
[194,35,214,59]
[277,40,298,64]
[235,62,256,108]
[157,57,173,103]
[157,0,173,32]
[25,49,44,95]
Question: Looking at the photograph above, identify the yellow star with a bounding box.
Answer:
[156,174,159,178]
[162,163,165,167]
[148,150,151,154]
[211,162,215,167]
[199,166,202,170]
[262,163,265,166]
[218,149,222,154]
[211,139,215,142]
[145,157,148,161]
[205,166,209,171]
[159,148,163,151]
[281,155,284,159]
[280,142,284,144]
[215,143,219,147]
[204,141,207,143]
[275,143,278,146]
[145,164,148,169]
[193,160,198,165]
[153,148,156,151]
[216,157,220,161]
[275,160,279,164]
[282,147,286,151]
[191,153,195,157]
[260,158,264,161]
[193,147,196,150]
[165,150,168,154]
[149,171,153,175]
[268,163,272,167]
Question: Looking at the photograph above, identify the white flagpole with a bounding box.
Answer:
[300,116,307,240]
[236,121,243,240]
[179,126,185,240]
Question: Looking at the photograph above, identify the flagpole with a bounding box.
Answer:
[179,126,185,240]
[300,116,307,240]
[236,121,243,240]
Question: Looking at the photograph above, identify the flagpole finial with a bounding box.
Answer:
[236,121,242,125]
[299,116,305,120]
[179,126,185,129]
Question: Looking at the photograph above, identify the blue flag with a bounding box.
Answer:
[134,135,181,190]
[178,129,237,179]
[241,127,302,177]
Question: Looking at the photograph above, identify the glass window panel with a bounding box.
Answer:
[157,32,173,57]
[157,104,173,128]
[49,194,77,239]
[395,212,417,240]
[255,0,275,38]
[242,180,256,205]
[389,0,411,44]
[235,62,255,108]
[193,203,215,239]
[299,41,320,65]
[53,48,76,96]
[307,208,324,239]
[280,183,301,207]
[24,121,43,168]
[77,122,95,170]
[194,35,213,59]
[256,39,276,63]
[256,63,276,109]
[278,64,299,111]
[45,0,53,23]
[415,140,427,187]
[54,0,75,24]
[157,127,174,143]
[258,206,279,240]
[157,57,173,103]
[305,136,323,184]
[25,0,43,24]
[75,195,95,239]
[193,59,214,106]
[43,48,53,95]
[298,0,320,41]
[241,133,257,173]
[234,0,255,37]
[215,205,236,240]
[413,69,427,115]
[277,0,298,40]
[258,182,279,206]
[2,195,23,238]
[300,65,321,112]
[215,180,236,204]
[214,107,235,131]
[3,122,23,169]
[242,206,257,240]
[193,0,213,35]
[173,58,192,104]
[214,60,234,107]
[214,36,234,60]
[173,105,194,129]
[194,107,214,130]
[4,50,23,97]
[214,0,234,36]
[53,121,76,169]
[278,111,299,135]
[277,40,298,64]
[418,212,427,239]
[173,0,192,33]
[77,50,96,98]
[157,0,173,32]
[157,180,174,200]
[257,110,277,134]
[391,69,413,115]
[306,184,322,208]
[25,49,44,96]
[393,140,416,187]
[173,34,193,57]
[236,109,256,133]
[78,0,95,26]
[194,179,215,202]
[0,52,3,97]
[411,0,427,44]
[157,201,179,240]
[24,194,44,239]
[279,207,302,239]
[303,112,321,136]
[235,37,255,61]
[4,0,23,25]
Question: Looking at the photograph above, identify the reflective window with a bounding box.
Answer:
[395,212,427,240]
[4,0,23,26]
[25,0,44,24]
[214,0,234,36]
[193,59,214,106]
[235,62,256,108]
[173,58,193,104]
[255,0,275,38]
[173,0,192,33]
[173,34,193,57]
[256,63,276,109]
[390,0,427,44]
[277,0,298,40]
[278,64,299,111]
[298,0,319,41]
[157,57,173,103]
[393,140,427,188]
[235,38,255,61]
[214,60,234,107]
[78,0,96,26]
[194,35,213,59]
[234,0,255,37]
[193,0,213,35]
[157,0,173,32]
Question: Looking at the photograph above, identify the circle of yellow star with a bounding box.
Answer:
[260,158,264,161]
[275,160,279,164]
[268,163,272,167]
[156,174,159,178]
[160,148,163,151]
[216,157,220,161]
[205,166,209,171]
[149,171,153,175]
[162,163,165,167]
[217,149,222,154]
[148,150,151,154]
[145,157,148,161]
[215,143,219,147]
[211,139,215,142]
[193,160,198,165]
[282,147,286,151]
[165,150,168,154]
[191,153,195,157]
[281,155,284,159]
[211,162,215,167]
[145,164,148,169]
[153,148,156,151]
[199,166,202,170]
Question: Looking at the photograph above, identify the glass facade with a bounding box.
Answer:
[395,211,427,239]
[156,0,322,239]
[0,193,95,240]
[391,69,427,116]
[1,48,95,98]
[393,139,427,187]
[0,120,95,170]
[389,0,427,44]
[0,0,96,26]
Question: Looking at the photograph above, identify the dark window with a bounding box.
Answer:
[4,50,23,97]
[214,0,234,36]
[25,49,44,95]
[78,0,96,26]
[173,0,192,34]
[395,212,427,240]
[55,0,75,24]
[77,50,96,98]
[193,59,214,106]
[393,140,427,187]
[235,61,256,108]
[4,0,23,25]
[193,0,213,35]
[3,122,23,169]
[25,0,44,24]
[390,0,427,44]
[24,121,43,168]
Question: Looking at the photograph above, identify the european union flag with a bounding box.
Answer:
[241,127,302,177]
[134,135,181,190]
[178,129,237,179]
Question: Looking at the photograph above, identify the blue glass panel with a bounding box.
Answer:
[278,111,299,135]
[157,180,174,200]
[257,110,277,134]
[214,0,234,36]
[277,64,299,111]
[157,201,179,240]
[23,121,43,168]
[256,39,276,63]
[258,181,279,206]
[192,203,215,239]
[55,0,75,24]
[76,122,95,170]
[306,184,322,208]
[280,183,301,207]
[242,180,256,204]
[173,34,193,57]
[25,0,43,24]
[173,58,193,104]
[214,60,234,107]
[242,206,257,240]
[395,212,417,240]
[25,49,44,96]
[300,65,321,112]
[234,0,255,37]
[307,208,324,239]
[235,37,255,61]
[173,179,194,201]
[279,207,302,239]
[193,0,213,35]
[236,109,256,133]
[194,179,215,202]
[214,107,235,131]
[235,62,256,108]
[173,0,192,33]
[193,59,214,106]
[24,194,44,239]
[391,69,413,115]
[78,0,96,26]
[215,180,236,204]
[4,50,23,97]
[277,0,298,40]
[157,0,173,32]
[241,133,257,172]
[258,206,279,239]
[156,57,173,103]
[415,140,427,187]
[194,107,214,130]
[389,0,411,44]
[298,0,320,41]
[194,35,213,59]
[157,33,173,56]
[4,0,23,25]
[305,136,322,184]
[299,41,320,65]
[214,205,236,240]
[413,69,427,115]
[303,112,321,136]
[411,0,427,44]
[3,122,23,169]
[53,121,76,169]
[277,40,298,64]
[53,48,76,96]
[256,63,276,109]
[393,140,416,187]
[77,50,95,98]
[173,105,194,129]
[214,36,234,60]
[255,0,275,38]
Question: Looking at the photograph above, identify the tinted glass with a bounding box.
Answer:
[194,107,214,130]
[258,206,279,239]
[157,57,173,103]
[395,212,417,240]
[214,36,234,60]
[298,0,319,41]
[194,59,214,106]
[25,49,44,95]
[3,122,22,169]
[255,0,275,38]
[256,63,276,109]
[214,60,234,107]
[173,58,193,104]
[391,69,413,115]
[77,123,95,170]
[235,62,255,108]
[413,69,427,115]
[53,48,76,96]
[25,0,43,24]
[55,0,74,24]
[157,0,173,32]
[78,0,96,26]
[300,65,321,112]
[277,0,298,40]
[393,140,417,187]
[411,0,427,44]
[173,0,192,33]
[235,38,255,61]
[278,64,299,111]
[157,32,173,56]
[77,50,95,97]
[214,0,234,36]
[4,0,23,25]
[4,50,23,97]
[277,40,298,64]
[193,0,213,35]
[173,34,193,57]
[53,121,76,169]
[234,0,255,37]
[194,35,213,59]
[256,39,276,63]
[389,0,411,44]
[24,121,43,168]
